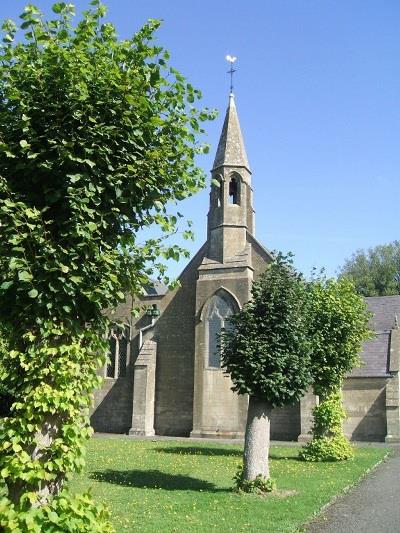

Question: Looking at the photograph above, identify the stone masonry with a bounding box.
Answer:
[90,93,400,443]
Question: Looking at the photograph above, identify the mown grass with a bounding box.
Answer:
[66,438,389,533]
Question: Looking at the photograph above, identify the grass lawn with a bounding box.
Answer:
[67,437,389,533]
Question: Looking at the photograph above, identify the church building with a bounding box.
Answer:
[91,93,400,443]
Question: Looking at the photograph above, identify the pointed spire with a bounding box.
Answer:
[212,93,250,171]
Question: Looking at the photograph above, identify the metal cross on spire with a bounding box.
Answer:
[225,54,237,94]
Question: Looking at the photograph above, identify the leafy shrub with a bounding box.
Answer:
[233,464,276,494]
[311,391,348,437]
[0,490,113,533]
[299,434,354,462]
[299,391,354,462]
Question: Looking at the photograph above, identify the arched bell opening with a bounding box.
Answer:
[228,175,240,205]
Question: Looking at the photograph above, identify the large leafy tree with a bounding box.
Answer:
[339,241,400,296]
[0,2,213,530]
[220,254,312,489]
[300,277,372,461]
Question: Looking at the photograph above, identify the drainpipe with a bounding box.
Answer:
[138,304,160,350]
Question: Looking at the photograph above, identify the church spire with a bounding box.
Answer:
[206,90,255,263]
[212,93,250,172]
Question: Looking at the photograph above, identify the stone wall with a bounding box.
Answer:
[343,377,388,441]
[152,255,201,436]
[191,261,252,438]
[90,247,206,436]
[270,403,301,441]
[90,296,137,433]
[90,374,133,434]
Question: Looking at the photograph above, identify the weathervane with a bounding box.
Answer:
[225,54,237,94]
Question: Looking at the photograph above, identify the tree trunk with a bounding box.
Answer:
[6,414,65,507]
[243,395,272,481]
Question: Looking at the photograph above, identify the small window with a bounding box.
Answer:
[228,177,239,204]
[106,324,130,378]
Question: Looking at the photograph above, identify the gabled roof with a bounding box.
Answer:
[351,332,391,378]
[364,295,400,332]
[349,295,400,378]
[143,280,168,297]
[212,93,250,171]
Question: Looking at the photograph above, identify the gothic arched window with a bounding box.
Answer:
[106,324,130,378]
[205,292,237,368]
[228,176,239,204]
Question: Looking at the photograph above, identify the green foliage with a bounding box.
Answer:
[0,490,113,533]
[220,253,312,406]
[299,435,354,462]
[0,0,213,525]
[311,391,347,437]
[339,241,400,296]
[307,276,373,397]
[0,328,103,486]
[0,2,214,332]
[0,379,15,418]
[301,278,370,462]
[0,327,14,418]
[233,464,276,494]
[299,392,354,462]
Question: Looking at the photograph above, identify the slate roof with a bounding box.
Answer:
[349,295,400,378]
[364,295,400,332]
[143,280,168,297]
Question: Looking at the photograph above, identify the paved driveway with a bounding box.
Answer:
[306,447,400,533]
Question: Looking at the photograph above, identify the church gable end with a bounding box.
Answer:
[90,86,398,444]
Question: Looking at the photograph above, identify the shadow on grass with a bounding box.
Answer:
[269,452,303,461]
[156,446,242,457]
[157,446,301,462]
[90,469,228,492]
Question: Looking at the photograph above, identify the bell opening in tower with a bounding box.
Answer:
[228,176,239,204]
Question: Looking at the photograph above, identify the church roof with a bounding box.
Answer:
[349,295,400,378]
[364,295,400,332]
[212,93,250,171]
[143,280,168,297]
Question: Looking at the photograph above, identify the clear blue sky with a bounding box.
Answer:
[3,1,400,278]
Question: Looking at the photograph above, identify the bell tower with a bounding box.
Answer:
[207,93,254,263]
[191,92,260,439]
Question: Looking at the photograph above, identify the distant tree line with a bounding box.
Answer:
[339,241,400,297]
